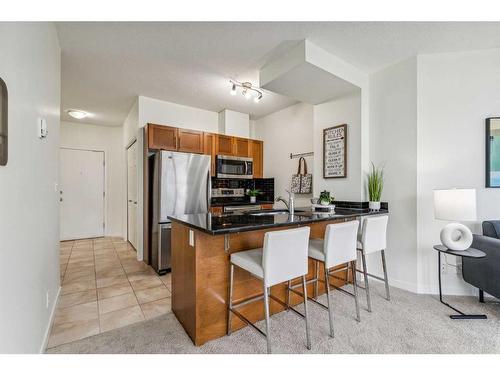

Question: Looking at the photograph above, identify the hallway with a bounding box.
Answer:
[48,237,171,348]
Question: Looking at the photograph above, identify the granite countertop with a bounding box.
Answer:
[210,200,275,207]
[168,207,389,235]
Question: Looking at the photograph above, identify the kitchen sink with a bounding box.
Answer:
[247,209,305,216]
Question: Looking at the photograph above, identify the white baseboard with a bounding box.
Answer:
[361,272,419,293]
[39,286,61,354]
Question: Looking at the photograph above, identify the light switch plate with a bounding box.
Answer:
[37,118,48,139]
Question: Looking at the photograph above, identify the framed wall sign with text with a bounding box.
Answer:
[323,124,347,178]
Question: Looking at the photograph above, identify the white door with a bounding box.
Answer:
[127,141,138,250]
[60,148,105,240]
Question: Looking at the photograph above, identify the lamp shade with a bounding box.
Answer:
[433,189,477,221]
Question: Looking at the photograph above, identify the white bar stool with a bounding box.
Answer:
[356,215,389,312]
[227,226,311,354]
[303,220,360,338]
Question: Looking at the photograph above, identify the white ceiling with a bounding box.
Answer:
[57,22,500,126]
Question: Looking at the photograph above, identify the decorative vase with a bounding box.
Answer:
[440,223,473,251]
[369,201,381,210]
[250,196,256,203]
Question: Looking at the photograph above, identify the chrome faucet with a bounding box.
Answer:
[275,190,295,215]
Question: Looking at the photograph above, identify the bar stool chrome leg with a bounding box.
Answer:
[285,280,291,309]
[381,249,390,301]
[324,266,335,338]
[351,261,361,322]
[360,250,372,312]
[227,264,234,335]
[314,260,319,299]
[263,286,272,354]
[301,276,311,349]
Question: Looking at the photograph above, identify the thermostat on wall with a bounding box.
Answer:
[37,118,48,139]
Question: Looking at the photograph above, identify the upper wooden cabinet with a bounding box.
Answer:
[249,140,263,178]
[148,124,177,151]
[216,135,234,156]
[147,124,263,178]
[178,129,204,154]
[203,133,216,176]
[234,137,249,157]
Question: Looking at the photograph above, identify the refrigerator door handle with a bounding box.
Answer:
[207,169,211,210]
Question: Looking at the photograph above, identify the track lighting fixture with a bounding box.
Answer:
[229,80,263,103]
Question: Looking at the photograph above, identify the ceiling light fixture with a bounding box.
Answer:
[66,109,89,120]
[229,80,263,103]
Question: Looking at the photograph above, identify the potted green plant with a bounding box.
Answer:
[367,162,384,210]
[319,190,335,206]
[247,188,261,203]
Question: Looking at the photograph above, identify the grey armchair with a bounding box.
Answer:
[462,221,500,302]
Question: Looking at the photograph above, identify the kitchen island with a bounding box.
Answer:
[168,207,388,346]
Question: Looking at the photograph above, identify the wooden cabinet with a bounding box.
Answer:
[249,140,263,178]
[203,133,216,176]
[147,124,264,178]
[148,124,177,150]
[216,135,234,156]
[178,129,204,154]
[234,137,249,157]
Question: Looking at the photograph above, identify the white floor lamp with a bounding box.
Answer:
[433,188,477,251]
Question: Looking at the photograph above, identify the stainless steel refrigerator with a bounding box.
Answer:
[150,150,211,274]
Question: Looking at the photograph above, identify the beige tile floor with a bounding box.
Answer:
[47,237,172,349]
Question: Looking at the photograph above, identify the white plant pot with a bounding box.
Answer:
[369,201,381,210]
[250,196,256,203]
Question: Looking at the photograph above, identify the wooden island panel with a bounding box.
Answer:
[171,219,350,346]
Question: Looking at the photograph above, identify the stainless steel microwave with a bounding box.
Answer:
[216,155,253,179]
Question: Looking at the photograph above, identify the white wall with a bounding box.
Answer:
[60,121,125,238]
[369,57,418,292]
[0,23,60,353]
[138,96,218,134]
[123,98,138,148]
[416,48,500,294]
[313,92,363,201]
[253,102,314,207]
[218,109,250,138]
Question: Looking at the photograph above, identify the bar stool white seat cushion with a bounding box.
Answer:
[308,220,360,269]
[230,248,264,279]
[308,239,325,262]
[359,215,389,254]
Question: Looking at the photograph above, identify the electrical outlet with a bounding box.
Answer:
[189,230,194,247]
[46,291,50,309]
[440,259,447,274]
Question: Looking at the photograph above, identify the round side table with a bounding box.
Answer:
[433,245,487,319]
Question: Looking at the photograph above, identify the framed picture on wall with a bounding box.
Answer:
[323,124,347,178]
[486,117,500,188]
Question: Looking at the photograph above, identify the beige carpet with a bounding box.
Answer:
[46,283,500,354]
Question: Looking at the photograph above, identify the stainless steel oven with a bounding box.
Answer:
[216,155,253,179]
